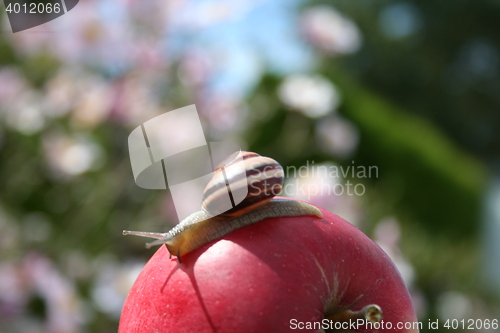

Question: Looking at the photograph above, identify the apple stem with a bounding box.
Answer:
[325,304,383,324]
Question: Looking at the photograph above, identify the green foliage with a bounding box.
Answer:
[335,70,486,238]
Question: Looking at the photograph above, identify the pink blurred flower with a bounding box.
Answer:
[0,262,27,317]
[43,132,104,178]
[373,218,428,317]
[178,51,214,88]
[199,96,247,138]
[374,217,415,286]
[316,115,359,158]
[23,253,85,333]
[71,79,113,128]
[44,68,116,127]
[0,69,49,135]
[301,6,362,55]
[0,67,28,109]
[44,68,82,119]
[109,72,163,126]
[91,256,145,318]
[0,252,91,332]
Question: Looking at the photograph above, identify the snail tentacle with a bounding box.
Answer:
[122,230,167,239]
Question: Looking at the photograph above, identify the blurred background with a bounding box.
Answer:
[0,0,499,332]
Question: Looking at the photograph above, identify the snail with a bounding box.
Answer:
[123,151,322,262]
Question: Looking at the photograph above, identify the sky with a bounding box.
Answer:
[166,0,314,97]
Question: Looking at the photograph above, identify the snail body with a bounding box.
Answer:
[123,152,322,260]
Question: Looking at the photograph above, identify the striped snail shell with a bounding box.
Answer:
[202,151,284,218]
[123,151,322,262]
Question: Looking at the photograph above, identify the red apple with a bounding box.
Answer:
[119,200,419,332]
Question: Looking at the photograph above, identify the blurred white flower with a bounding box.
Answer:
[5,90,47,135]
[43,133,104,178]
[284,162,362,225]
[285,161,340,201]
[436,291,473,320]
[45,68,114,127]
[278,74,340,118]
[301,6,362,55]
[72,80,113,128]
[91,257,145,318]
[44,68,86,118]
[316,115,359,158]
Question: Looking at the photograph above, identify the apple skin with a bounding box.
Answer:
[119,200,418,333]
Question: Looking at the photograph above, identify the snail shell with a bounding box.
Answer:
[123,152,322,261]
[201,151,284,217]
